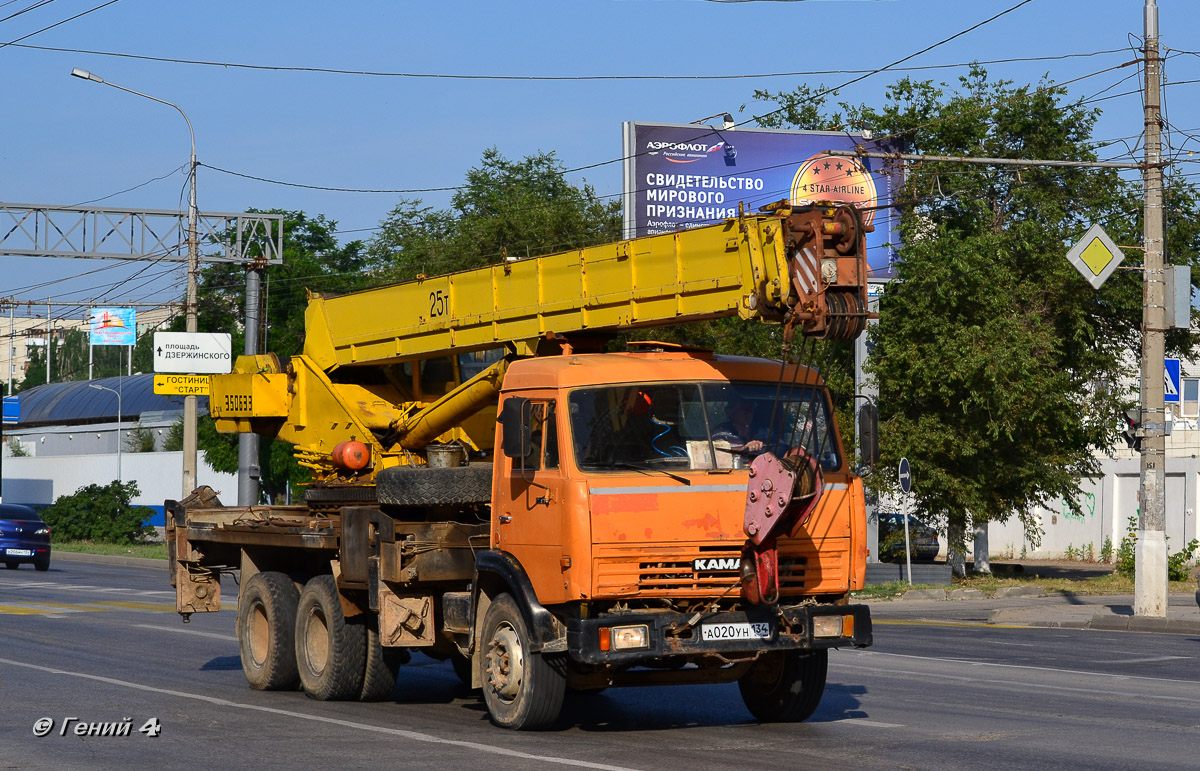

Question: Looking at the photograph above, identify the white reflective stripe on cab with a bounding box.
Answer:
[588,485,747,496]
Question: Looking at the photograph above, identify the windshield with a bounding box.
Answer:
[568,382,840,473]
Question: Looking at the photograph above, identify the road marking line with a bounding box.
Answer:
[837,649,1200,689]
[1096,655,1190,665]
[874,619,1029,630]
[134,623,237,641]
[92,600,175,612]
[841,719,904,728]
[0,604,55,615]
[0,602,99,615]
[0,657,642,770]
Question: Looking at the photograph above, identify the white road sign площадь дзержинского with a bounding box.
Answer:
[153,332,232,374]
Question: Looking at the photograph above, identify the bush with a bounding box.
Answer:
[39,480,155,544]
[124,426,157,453]
[1168,539,1198,582]
[1115,516,1138,578]
[1114,515,1198,581]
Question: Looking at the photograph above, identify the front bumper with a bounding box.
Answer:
[567,602,872,665]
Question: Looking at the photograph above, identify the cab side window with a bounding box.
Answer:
[520,401,559,472]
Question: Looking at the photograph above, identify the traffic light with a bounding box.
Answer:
[1122,410,1142,451]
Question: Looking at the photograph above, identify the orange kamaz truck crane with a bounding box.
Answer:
[167,199,876,729]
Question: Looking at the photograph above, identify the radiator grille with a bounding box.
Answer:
[593,541,844,598]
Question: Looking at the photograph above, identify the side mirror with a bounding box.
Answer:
[857,402,879,468]
[499,396,532,459]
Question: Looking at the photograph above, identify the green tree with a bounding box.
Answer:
[370,148,622,281]
[46,328,130,383]
[124,425,157,453]
[754,68,1200,574]
[18,342,52,391]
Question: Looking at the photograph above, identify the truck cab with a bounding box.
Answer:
[476,347,871,721]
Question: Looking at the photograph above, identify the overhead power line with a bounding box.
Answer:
[0,0,119,51]
[0,0,59,25]
[6,40,1127,81]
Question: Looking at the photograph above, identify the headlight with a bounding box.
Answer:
[813,615,852,638]
[602,624,650,651]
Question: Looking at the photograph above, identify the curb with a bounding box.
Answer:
[52,550,167,570]
[986,608,1200,635]
[1087,613,1200,635]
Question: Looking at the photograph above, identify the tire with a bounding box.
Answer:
[480,593,565,730]
[294,574,367,701]
[4,561,18,570]
[304,485,378,507]
[738,649,828,723]
[237,571,301,691]
[358,616,408,702]
[34,555,49,572]
[376,465,492,506]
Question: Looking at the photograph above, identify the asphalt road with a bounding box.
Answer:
[1,560,1198,770]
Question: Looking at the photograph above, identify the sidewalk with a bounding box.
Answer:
[868,587,1200,635]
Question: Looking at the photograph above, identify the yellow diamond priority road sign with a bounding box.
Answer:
[153,374,211,396]
[1066,223,1124,290]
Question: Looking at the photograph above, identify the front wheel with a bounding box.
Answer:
[480,593,564,730]
[237,571,300,691]
[294,574,366,701]
[738,649,828,722]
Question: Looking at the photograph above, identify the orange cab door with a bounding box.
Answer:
[495,399,566,604]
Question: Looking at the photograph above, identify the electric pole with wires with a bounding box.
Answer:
[1135,0,1168,617]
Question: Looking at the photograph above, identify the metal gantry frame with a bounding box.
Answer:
[0,203,284,264]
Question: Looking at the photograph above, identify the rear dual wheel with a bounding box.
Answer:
[238,571,404,701]
[295,574,367,701]
[360,617,407,702]
[237,571,301,691]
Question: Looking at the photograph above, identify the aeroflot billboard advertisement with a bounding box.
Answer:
[623,121,900,279]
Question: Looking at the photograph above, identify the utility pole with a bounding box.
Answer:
[1136,0,1168,617]
[237,260,264,505]
[183,143,199,497]
[45,299,51,384]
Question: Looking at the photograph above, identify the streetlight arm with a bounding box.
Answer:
[70,68,194,162]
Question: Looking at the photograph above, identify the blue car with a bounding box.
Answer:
[0,504,51,571]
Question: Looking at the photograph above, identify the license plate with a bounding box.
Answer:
[701,622,772,641]
[4,548,32,557]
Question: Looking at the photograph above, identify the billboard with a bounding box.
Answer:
[623,122,901,279]
[90,307,136,346]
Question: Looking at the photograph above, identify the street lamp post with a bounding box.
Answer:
[88,383,122,484]
[71,68,200,497]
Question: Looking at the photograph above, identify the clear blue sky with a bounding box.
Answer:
[2,0,1197,319]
